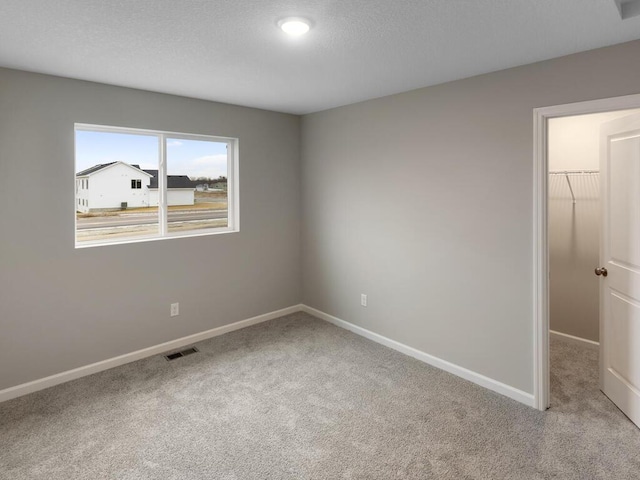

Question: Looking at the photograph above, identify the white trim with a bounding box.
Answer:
[550,330,600,346]
[2,303,537,407]
[532,93,640,412]
[301,305,535,408]
[228,140,239,232]
[75,123,238,143]
[159,133,168,236]
[0,305,303,403]
[75,227,238,249]
[533,106,550,411]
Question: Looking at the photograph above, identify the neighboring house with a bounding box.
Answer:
[75,162,194,213]
[143,170,196,208]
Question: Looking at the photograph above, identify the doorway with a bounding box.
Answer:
[548,114,605,349]
[533,93,640,412]
[546,112,634,411]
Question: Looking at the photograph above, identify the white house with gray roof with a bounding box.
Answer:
[76,161,194,213]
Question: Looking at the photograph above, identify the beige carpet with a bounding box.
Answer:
[1,312,639,479]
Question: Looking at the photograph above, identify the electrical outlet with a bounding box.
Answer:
[170,303,180,317]
[360,294,367,307]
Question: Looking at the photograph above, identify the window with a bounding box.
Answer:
[75,124,238,247]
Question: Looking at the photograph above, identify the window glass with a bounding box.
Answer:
[166,137,228,234]
[75,130,159,244]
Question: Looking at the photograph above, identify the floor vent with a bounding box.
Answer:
[164,347,199,361]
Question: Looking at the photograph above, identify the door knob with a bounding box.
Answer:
[595,267,608,277]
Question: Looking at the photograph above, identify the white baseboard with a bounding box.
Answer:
[2,303,536,408]
[550,330,599,346]
[0,304,303,403]
[301,305,535,408]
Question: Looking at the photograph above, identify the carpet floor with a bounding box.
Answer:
[1,312,639,479]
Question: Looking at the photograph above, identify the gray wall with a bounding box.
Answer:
[0,68,301,391]
[301,40,640,393]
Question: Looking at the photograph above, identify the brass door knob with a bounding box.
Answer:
[595,267,608,277]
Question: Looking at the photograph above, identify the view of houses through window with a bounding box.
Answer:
[75,125,235,246]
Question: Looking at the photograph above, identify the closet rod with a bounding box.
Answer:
[548,170,599,175]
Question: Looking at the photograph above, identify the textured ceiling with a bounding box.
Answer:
[1,1,639,114]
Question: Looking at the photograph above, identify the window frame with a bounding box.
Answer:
[74,123,239,248]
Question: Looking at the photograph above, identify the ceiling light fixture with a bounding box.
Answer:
[278,17,311,36]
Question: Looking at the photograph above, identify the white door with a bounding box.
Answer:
[599,113,640,428]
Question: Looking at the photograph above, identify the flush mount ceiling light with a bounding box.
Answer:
[277,17,311,36]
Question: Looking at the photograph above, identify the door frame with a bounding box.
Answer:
[533,93,640,411]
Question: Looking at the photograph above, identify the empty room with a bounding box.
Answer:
[2,1,640,479]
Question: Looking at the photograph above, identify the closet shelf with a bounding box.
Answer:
[549,170,599,204]
[548,170,599,175]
